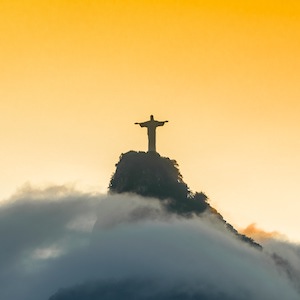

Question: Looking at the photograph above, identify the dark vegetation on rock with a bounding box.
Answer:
[109,151,261,249]
[109,151,208,215]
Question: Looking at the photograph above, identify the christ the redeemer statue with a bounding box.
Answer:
[135,115,168,152]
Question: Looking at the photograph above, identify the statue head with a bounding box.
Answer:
[150,115,154,120]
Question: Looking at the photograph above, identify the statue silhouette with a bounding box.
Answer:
[135,115,168,152]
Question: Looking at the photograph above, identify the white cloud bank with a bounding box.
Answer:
[0,186,299,299]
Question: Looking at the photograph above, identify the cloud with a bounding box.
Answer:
[239,222,300,290]
[0,186,299,300]
[241,223,283,242]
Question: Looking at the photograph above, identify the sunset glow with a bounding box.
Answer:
[1,0,300,240]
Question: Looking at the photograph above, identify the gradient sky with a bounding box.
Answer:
[1,0,300,240]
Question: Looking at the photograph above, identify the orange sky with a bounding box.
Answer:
[1,0,300,240]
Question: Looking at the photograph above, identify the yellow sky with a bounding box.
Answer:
[1,0,300,240]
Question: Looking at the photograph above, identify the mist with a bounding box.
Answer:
[0,186,300,299]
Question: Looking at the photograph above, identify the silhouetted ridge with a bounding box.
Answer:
[109,151,261,249]
[109,151,209,215]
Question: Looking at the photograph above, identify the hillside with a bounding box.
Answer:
[109,151,261,248]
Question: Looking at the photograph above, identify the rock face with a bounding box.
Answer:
[109,151,209,215]
[109,151,261,249]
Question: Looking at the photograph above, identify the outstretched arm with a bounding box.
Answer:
[134,121,149,127]
[156,120,169,126]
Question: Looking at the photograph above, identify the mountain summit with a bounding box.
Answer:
[109,150,261,248]
[49,151,300,300]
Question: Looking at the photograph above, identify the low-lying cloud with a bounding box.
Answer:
[0,186,300,299]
